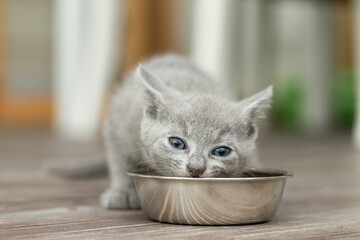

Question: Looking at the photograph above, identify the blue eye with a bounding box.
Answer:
[169,137,186,150]
[212,147,231,157]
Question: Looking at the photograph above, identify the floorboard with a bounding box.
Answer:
[1,131,359,239]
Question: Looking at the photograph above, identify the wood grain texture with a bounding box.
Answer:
[0,132,359,239]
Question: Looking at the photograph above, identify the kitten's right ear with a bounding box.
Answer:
[136,65,175,119]
[236,86,273,138]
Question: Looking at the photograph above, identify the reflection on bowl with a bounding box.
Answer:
[128,169,292,225]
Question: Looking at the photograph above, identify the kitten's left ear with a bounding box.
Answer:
[237,86,273,137]
[136,65,178,119]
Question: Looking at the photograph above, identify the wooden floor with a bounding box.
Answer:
[1,131,360,239]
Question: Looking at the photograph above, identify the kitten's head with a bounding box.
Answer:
[137,66,273,177]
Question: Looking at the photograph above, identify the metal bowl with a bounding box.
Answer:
[128,169,292,225]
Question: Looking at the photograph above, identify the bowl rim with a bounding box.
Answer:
[127,168,293,182]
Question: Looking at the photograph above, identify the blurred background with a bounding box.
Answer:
[0,0,359,148]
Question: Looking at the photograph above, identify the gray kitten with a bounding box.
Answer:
[101,54,273,209]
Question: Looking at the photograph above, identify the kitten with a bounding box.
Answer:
[101,54,273,209]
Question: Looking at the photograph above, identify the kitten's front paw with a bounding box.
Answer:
[100,188,141,209]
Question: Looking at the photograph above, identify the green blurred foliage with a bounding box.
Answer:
[272,70,356,131]
[272,77,304,131]
[332,69,356,128]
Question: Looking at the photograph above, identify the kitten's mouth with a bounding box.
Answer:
[190,175,201,178]
[187,166,206,178]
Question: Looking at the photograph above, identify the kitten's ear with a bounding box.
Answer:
[136,65,175,119]
[237,86,273,137]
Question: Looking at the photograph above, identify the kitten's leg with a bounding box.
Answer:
[100,145,140,209]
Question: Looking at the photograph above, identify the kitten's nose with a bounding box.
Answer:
[187,165,205,178]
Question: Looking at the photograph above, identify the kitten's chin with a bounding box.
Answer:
[151,168,238,178]
[204,169,241,178]
[152,169,187,177]
[172,171,190,178]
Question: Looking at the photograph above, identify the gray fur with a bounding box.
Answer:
[101,54,273,209]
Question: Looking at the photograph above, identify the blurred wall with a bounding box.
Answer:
[0,0,357,140]
[0,0,52,127]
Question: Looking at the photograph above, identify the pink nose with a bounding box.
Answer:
[187,165,205,178]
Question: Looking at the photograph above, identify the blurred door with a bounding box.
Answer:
[123,0,180,72]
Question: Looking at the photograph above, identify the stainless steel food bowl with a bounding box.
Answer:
[128,169,292,225]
